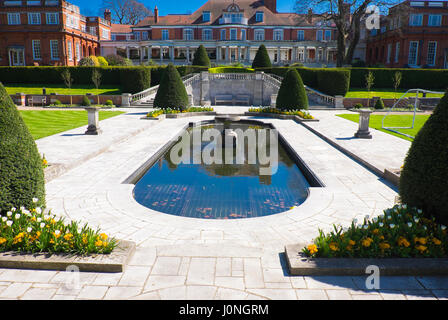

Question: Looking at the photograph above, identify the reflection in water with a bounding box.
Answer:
[133,122,310,219]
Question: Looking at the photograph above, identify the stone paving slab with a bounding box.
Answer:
[0,240,135,273]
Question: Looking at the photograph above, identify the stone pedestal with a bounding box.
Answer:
[121,93,131,107]
[335,95,344,108]
[270,94,278,108]
[354,109,373,139]
[84,107,102,135]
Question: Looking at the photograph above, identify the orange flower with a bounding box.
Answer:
[416,245,427,253]
[329,242,339,251]
[398,237,410,247]
[432,238,442,245]
[379,242,390,250]
[307,244,318,255]
[362,237,373,247]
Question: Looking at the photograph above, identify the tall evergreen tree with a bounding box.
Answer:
[252,45,272,68]
[399,90,448,225]
[153,64,189,110]
[192,45,211,67]
[0,82,45,212]
[275,68,308,110]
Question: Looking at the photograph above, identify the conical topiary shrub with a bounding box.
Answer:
[252,45,272,69]
[0,82,45,212]
[153,64,189,110]
[399,89,448,225]
[374,98,385,109]
[275,68,308,110]
[192,45,211,67]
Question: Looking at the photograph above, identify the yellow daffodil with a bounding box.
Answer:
[0,238,6,245]
[379,242,390,250]
[307,244,318,255]
[398,237,410,247]
[432,238,442,245]
[362,237,373,247]
[100,233,108,241]
[329,242,339,251]
[416,245,427,253]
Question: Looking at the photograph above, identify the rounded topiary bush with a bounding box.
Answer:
[399,89,448,225]
[0,82,45,212]
[353,103,363,109]
[82,95,91,106]
[252,45,272,69]
[153,64,189,110]
[97,56,109,66]
[192,45,211,67]
[374,98,385,109]
[276,68,308,110]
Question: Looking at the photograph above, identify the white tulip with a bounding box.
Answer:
[27,227,32,233]
[407,222,413,227]
[14,214,20,220]
[54,230,60,236]
[6,221,13,227]
[35,207,42,214]
[379,222,384,227]
[2,217,7,222]
[32,198,38,203]
[11,207,16,212]
[20,206,25,211]
[6,212,12,217]
[390,224,395,228]
[417,209,422,214]
[441,225,447,231]
[40,223,45,228]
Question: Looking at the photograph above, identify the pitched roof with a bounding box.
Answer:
[134,0,324,27]
[111,23,132,33]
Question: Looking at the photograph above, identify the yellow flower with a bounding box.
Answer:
[362,237,373,247]
[50,239,55,244]
[398,237,410,247]
[348,240,356,246]
[31,216,36,222]
[307,244,318,255]
[0,237,6,245]
[432,238,442,245]
[372,229,380,235]
[416,245,427,253]
[379,242,390,250]
[329,242,339,251]
[379,235,385,240]
[414,237,427,245]
[100,233,108,241]
[63,233,73,241]
[95,240,103,247]
[36,231,41,238]
[53,231,61,239]
[346,245,353,251]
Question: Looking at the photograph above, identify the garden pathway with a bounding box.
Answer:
[0,107,445,300]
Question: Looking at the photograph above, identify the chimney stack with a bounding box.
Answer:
[154,6,159,23]
[264,0,277,13]
[104,9,111,22]
[307,8,313,23]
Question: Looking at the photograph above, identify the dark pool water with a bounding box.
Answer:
[133,122,310,219]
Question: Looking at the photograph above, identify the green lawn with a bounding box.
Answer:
[336,113,430,141]
[20,110,125,140]
[345,88,444,99]
[5,84,122,95]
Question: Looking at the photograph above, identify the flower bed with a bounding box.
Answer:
[302,205,447,258]
[146,107,214,118]
[248,107,314,120]
[0,199,117,255]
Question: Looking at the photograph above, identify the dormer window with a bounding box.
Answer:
[255,11,263,22]
[203,11,210,22]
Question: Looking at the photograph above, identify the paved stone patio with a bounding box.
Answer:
[1,107,447,300]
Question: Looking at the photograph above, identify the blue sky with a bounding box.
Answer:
[72,0,296,17]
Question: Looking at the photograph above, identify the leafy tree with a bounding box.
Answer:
[399,90,448,225]
[0,82,45,212]
[153,64,189,110]
[276,68,308,110]
[252,45,272,68]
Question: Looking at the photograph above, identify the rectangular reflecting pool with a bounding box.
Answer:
[132,119,322,219]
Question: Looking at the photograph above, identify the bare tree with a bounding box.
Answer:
[92,69,102,106]
[100,0,152,25]
[294,0,399,67]
[60,69,73,106]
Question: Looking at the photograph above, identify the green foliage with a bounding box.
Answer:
[0,83,45,213]
[192,45,211,67]
[317,69,351,96]
[104,54,132,66]
[374,98,385,109]
[399,90,448,225]
[276,68,308,110]
[78,56,99,66]
[252,45,272,69]
[105,100,113,106]
[353,103,363,109]
[97,56,109,66]
[119,67,150,93]
[208,67,255,74]
[53,99,62,105]
[81,95,91,106]
[153,64,189,110]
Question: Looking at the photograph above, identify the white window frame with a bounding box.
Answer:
[395,42,400,63]
[202,29,212,40]
[67,41,73,61]
[7,13,21,25]
[183,28,193,40]
[28,12,41,25]
[161,29,169,40]
[427,41,437,66]
[273,29,283,41]
[386,43,392,63]
[241,29,246,41]
[255,12,263,22]
[254,29,264,41]
[75,42,81,61]
[220,29,226,40]
[142,31,148,40]
[32,40,41,60]
[316,30,323,41]
[324,29,332,40]
[409,14,423,26]
[50,40,59,60]
[408,41,419,66]
[428,15,442,26]
[230,28,237,40]
[202,11,210,22]
[297,30,304,41]
[46,12,59,25]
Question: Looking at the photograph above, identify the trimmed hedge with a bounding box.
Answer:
[276,68,308,110]
[399,89,448,225]
[153,64,189,110]
[316,69,351,96]
[350,68,448,90]
[209,67,255,74]
[0,82,45,213]
[0,66,151,94]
